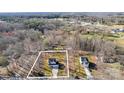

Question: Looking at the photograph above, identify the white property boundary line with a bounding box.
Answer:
[27,51,42,78]
[27,50,69,79]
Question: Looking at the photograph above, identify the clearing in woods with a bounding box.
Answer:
[27,50,69,79]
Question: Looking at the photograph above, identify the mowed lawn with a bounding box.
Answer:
[41,52,67,77]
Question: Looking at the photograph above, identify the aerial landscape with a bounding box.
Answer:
[0,12,124,80]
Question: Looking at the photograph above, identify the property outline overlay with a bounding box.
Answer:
[27,50,69,79]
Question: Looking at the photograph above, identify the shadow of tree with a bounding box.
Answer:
[57,62,65,70]
[32,71,45,77]
[89,62,97,70]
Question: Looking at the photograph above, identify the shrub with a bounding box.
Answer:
[0,56,9,67]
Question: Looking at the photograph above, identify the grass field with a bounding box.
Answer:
[40,52,67,77]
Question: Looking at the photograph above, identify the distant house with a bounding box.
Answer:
[111,30,116,33]
[81,22,92,26]
[111,28,124,33]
